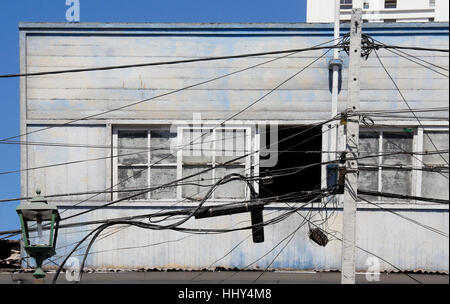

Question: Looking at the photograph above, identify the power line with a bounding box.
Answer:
[0,44,341,79]
[375,44,450,53]
[358,189,449,205]
[0,41,445,80]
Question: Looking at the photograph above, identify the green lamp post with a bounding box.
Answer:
[16,190,60,280]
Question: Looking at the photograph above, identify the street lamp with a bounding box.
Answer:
[16,190,60,280]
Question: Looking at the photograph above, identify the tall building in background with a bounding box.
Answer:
[307,0,449,23]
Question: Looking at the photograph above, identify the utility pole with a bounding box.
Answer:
[341,8,362,284]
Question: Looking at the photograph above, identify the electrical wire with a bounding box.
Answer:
[0,44,341,79]
[50,191,331,284]
[358,189,449,205]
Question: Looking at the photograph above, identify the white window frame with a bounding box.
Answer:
[176,125,253,202]
[112,125,177,202]
[358,126,449,203]
[112,124,255,202]
[358,127,418,201]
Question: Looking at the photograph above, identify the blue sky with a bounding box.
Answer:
[0,0,307,235]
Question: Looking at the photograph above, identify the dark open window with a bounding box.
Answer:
[385,0,397,9]
[259,125,322,199]
[340,0,353,10]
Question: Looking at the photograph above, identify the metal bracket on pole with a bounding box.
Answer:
[341,8,362,284]
[328,59,343,71]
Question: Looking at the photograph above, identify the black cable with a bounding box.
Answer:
[358,189,449,205]
[51,191,330,284]
[376,44,449,53]
[358,164,449,173]
[0,44,341,79]
[39,190,327,262]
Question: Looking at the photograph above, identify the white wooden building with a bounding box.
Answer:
[19,22,449,273]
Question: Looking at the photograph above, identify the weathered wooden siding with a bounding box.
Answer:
[26,125,107,201]
[23,24,449,121]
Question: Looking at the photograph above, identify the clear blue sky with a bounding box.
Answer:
[0,0,307,236]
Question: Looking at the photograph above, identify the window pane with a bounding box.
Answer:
[385,0,397,9]
[340,0,352,9]
[118,131,148,165]
[118,166,147,200]
[358,169,378,192]
[422,171,449,200]
[382,132,413,166]
[216,129,247,165]
[359,133,379,165]
[215,166,247,199]
[182,128,213,164]
[150,166,177,199]
[423,132,449,165]
[381,169,412,197]
[150,130,177,164]
[182,165,212,199]
[422,131,449,200]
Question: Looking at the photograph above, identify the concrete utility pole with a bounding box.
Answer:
[341,8,362,284]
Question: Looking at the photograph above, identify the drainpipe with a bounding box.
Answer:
[330,0,342,161]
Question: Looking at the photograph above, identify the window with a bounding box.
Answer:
[180,126,251,200]
[385,0,397,9]
[115,128,177,200]
[421,131,449,200]
[384,19,397,23]
[113,125,253,201]
[358,128,449,202]
[340,0,352,10]
[363,1,370,9]
[358,130,414,200]
[429,0,436,8]
[259,125,322,198]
